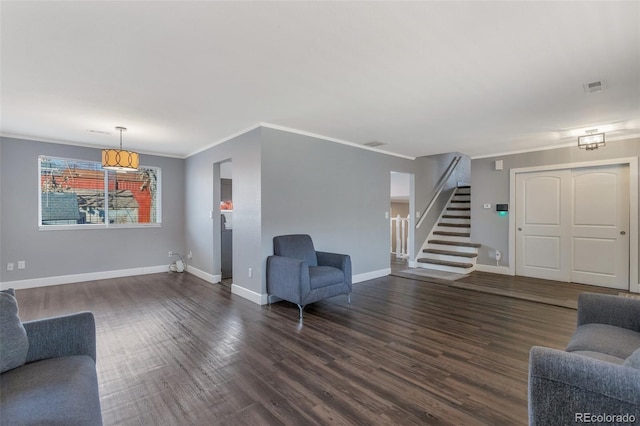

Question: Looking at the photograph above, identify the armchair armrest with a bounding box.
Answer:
[316,252,352,287]
[577,293,640,331]
[267,255,310,304]
[529,346,640,426]
[23,312,97,363]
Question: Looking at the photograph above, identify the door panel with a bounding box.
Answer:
[515,165,629,289]
[516,171,570,281]
[571,166,629,288]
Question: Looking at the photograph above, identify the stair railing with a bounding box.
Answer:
[416,155,461,229]
[390,214,410,259]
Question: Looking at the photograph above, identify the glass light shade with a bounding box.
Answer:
[102,149,139,171]
[578,133,605,150]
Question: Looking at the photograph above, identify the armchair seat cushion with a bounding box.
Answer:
[570,351,626,365]
[309,266,345,290]
[0,355,102,425]
[566,324,640,359]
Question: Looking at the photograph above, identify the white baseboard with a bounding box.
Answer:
[234,268,392,306]
[474,264,513,275]
[353,268,391,284]
[186,266,220,283]
[231,284,267,305]
[0,265,169,291]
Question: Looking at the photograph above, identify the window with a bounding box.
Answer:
[39,156,161,228]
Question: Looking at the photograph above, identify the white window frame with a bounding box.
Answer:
[38,155,162,230]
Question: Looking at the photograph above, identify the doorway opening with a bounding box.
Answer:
[218,160,233,287]
[390,171,415,272]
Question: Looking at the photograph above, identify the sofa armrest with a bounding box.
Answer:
[23,312,97,363]
[316,252,352,287]
[529,346,640,425]
[577,293,640,331]
[267,255,310,304]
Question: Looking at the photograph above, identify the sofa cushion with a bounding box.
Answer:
[566,324,640,359]
[624,348,640,370]
[0,355,102,425]
[0,289,29,373]
[571,351,626,365]
[309,266,345,289]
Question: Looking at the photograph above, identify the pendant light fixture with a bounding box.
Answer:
[577,129,606,151]
[102,126,139,171]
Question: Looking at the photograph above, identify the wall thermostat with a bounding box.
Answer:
[496,204,509,216]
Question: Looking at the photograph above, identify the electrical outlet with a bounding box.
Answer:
[7,263,14,271]
[187,251,193,259]
[17,261,25,270]
[496,250,502,261]
[248,268,253,278]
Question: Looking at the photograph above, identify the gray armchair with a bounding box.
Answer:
[528,293,640,425]
[267,234,352,319]
[1,311,103,425]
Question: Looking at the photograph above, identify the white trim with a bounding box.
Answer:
[1,132,185,158]
[0,265,168,291]
[470,134,640,160]
[186,266,219,283]
[259,123,416,160]
[257,268,392,306]
[474,264,513,275]
[231,284,265,305]
[186,124,262,157]
[353,268,391,283]
[509,157,639,292]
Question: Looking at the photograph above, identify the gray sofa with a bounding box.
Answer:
[529,293,640,425]
[267,234,352,319]
[0,289,102,426]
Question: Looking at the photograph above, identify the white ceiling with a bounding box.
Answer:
[1,1,639,159]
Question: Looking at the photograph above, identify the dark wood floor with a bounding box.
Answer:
[15,271,582,425]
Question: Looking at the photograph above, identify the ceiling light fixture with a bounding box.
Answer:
[577,129,605,151]
[102,126,139,171]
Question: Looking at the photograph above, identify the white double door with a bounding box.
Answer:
[515,164,629,289]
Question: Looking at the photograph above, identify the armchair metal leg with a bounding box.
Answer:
[297,304,304,319]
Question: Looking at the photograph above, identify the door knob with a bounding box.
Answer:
[518,227,522,231]
[620,231,626,235]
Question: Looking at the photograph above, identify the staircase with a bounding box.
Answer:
[416,186,480,274]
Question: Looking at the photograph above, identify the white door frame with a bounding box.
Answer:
[508,157,639,293]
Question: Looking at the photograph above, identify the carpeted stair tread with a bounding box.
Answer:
[447,207,470,211]
[443,215,471,219]
[428,239,482,248]
[438,223,471,228]
[433,231,471,237]
[423,249,478,258]
[450,200,471,203]
[417,258,474,269]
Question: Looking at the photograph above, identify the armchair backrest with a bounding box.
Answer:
[273,234,318,267]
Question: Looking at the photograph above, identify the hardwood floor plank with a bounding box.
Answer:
[12,271,584,425]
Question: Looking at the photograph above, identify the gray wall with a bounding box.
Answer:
[260,128,415,290]
[185,127,462,300]
[184,128,263,294]
[471,137,640,269]
[0,137,185,283]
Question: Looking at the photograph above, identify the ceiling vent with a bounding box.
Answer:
[363,141,386,147]
[583,80,606,94]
